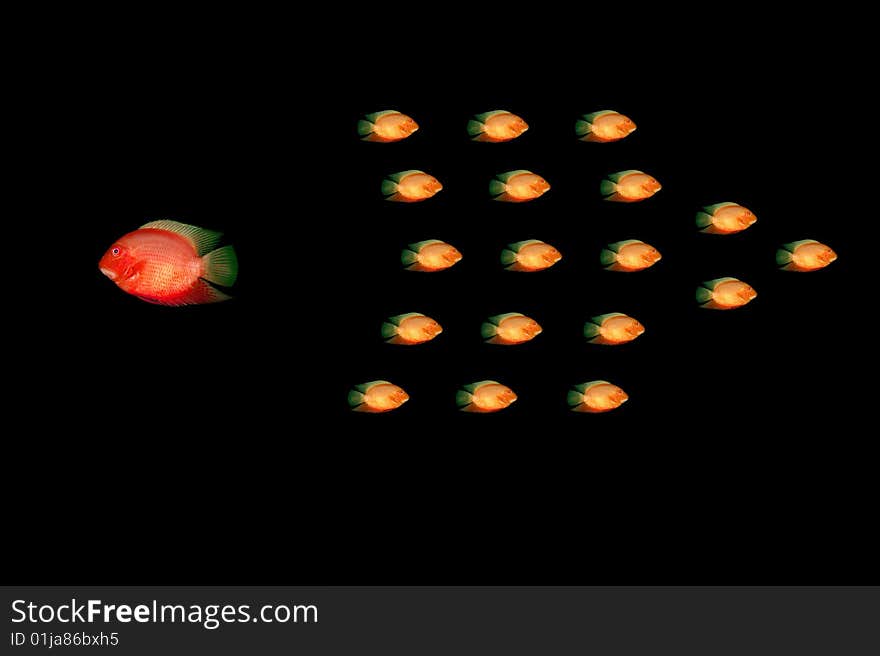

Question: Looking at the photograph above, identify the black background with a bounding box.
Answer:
[12,13,872,584]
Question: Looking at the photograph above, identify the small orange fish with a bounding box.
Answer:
[575,110,637,143]
[600,170,661,202]
[382,313,443,345]
[382,170,443,202]
[568,381,629,413]
[583,313,645,345]
[358,110,419,142]
[481,313,542,345]
[696,202,757,234]
[776,240,837,271]
[456,381,517,413]
[600,240,661,272]
[401,240,462,272]
[99,220,238,305]
[348,381,409,413]
[502,240,562,271]
[467,110,529,142]
[697,277,757,309]
[489,170,550,202]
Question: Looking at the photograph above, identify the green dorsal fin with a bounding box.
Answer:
[389,312,423,324]
[704,202,736,213]
[489,313,524,324]
[608,239,643,251]
[607,170,643,183]
[354,380,390,394]
[571,381,605,394]
[140,220,223,257]
[704,277,740,288]
[409,239,443,251]
[593,312,626,324]
[495,170,533,183]
[782,239,818,252]
[507,239,543,251]
[388,170,425,183]
[582,110,617,123]
[364,110,398,123]
[462,380,498,394]
[475,110,509,122]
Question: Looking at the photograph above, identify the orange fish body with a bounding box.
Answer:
[600,170,661,202]
[482,313,542,345]
[468,110,529,142]
[358,110,419,142]
[568,381,629,413]
[502,240,562,271]
[777,240,837,271]
[601,240,661,272]
[401,240,462,271]
[697,277,757,309]
[99,220,238,305]
[490,170,550,202]
[349,381,409,413]
[382,313,443,345]
[697,202,757,234]
[576,110,637,143]
[382,170,443,202]
[584,313,645,345]
[457,381,517,413]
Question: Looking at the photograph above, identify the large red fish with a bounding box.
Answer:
[99,220,239,305]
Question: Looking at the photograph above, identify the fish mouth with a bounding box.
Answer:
[100,266,118,281]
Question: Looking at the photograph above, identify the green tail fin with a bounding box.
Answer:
[455,390,473,408]
[480,322,498,339]
[489,179,507,196]
[202,245,238,287]
[583,321,600,339]
[500,248,518,266]
[696,286,713,304]
[599,180,617,197]
[466,119,485,137]
[401,248,418,266]
[347,390,365,407]
[357,119,374,137]
[695,211,714,229]
[575,119,593,137]
[599,248,617,266]
[381,179,399,197]
[776,249,793,266]
[566,390,584,407]
[381,322,399,339]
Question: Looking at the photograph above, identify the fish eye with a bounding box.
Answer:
[111,247,120,256]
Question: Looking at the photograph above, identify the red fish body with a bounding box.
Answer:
[99,220,238,305]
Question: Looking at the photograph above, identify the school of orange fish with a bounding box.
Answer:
[344,109,837,414]
[94,108,835,414]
